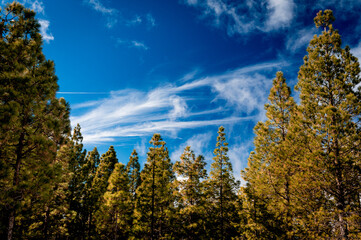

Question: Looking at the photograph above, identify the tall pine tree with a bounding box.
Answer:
[66,124,89,239]
[293,10,361,239]
[0,3,70,239]
[241,72,298,239]
[95,162,132,239]
[206,126,239,239]
[126,149,141,200]
[134,134,176,239]
[174,146,208,239]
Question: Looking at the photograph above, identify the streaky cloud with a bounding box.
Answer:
[71,60,285,145]
[181,0,295,36]
[85,0,118,28]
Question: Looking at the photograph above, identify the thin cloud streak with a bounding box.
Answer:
[83,117,253,143]
[286,26,316,53]
[72,60,285,144]
[58,92,109,94]
[146,13,156,29]
[85,0,118,28]
[117,39,149,50]
[182,0,295,36]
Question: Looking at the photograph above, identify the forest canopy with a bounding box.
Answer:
[0,2,360,240]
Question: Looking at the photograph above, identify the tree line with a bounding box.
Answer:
[0,2,360,240]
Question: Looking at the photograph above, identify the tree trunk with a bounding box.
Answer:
[220,149,224,240]
[151,161,155,240]
[7,132,25,240]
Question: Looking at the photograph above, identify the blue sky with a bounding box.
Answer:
[3,0,361,180]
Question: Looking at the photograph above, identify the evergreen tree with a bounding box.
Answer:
[126,149,141,200]
[92,146,118,207]
[241,72,298,239]
[0,3,70,239]
[90,146,118,238]
[66,124,88,239]
[174,146,208,239]
[126,149,141,237]
[206,126,239,239]
[93,146,118,192]
[95,163,132,239]
[134,134,176,239]
[82,147,100,238]
[293,10,361,239]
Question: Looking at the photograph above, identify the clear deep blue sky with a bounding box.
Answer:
[3,0,361,179]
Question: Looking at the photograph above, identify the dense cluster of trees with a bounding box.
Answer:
[0,2,360,240]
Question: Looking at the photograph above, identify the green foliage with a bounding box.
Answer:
[0,2,70,239]
[206,126,239,239]
[126,149,141,199]
[1,2,360,239]
[241,72,298,239]
[66,125,89,239]
[241,10,361,240]
[95,163,132,239]
[134,134,176,239]
[294,9,361,239]
[174,146,208,239]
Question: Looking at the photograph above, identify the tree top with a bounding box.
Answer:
[314,9,335,30]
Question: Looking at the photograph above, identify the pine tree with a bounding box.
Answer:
[293,10,361,239]
[95,163,132,239]
[92,146,118,206]
[93,146,118,191]
[0,3,70,239]
[206,126,239,239]
[134,134,176,239]
[66,124,88,239]
[82,147,100,238]
[241,72,298,239]
[174,146,208,239]
[126,149,141,238]
[126,149,141,200]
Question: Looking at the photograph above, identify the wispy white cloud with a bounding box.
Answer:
[286,26,315,53]
[351,42,361,92]
[185,0,199,5]
[179,68,201,82]
[146,13,156,29]
[170,132,213,163]
[117,39,149,50]
[131,40,149,50]
[228,140,254,182]
[211,73,271,114]
[71,60,284,144]
[182,0,295,36]
[169,96,188,120]
[38,19,54,43]
[30,0,44,14]
[86,0,115,14]
[82,117,251,143]
[134,138,148,158]
[351,42,361,61]
[265,0,294,30]
[124,13,156,29]
[85,0,118,28]
[58,92,108,94]
[126,15,142,26]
